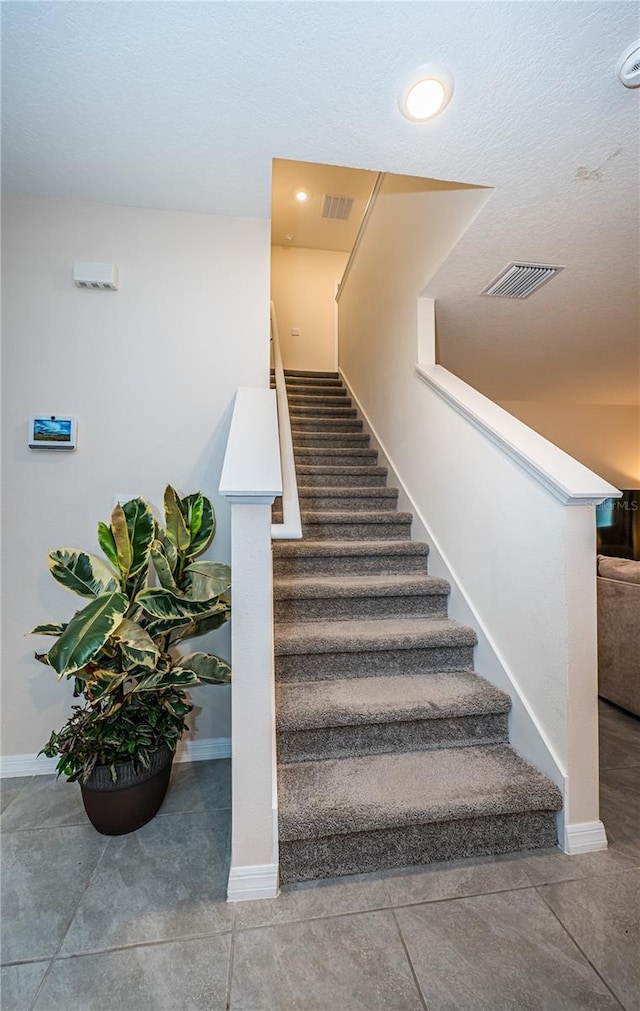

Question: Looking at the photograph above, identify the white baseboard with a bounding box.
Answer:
[227,863,279,902]
[0,736,231,778]
[562,820,608,854]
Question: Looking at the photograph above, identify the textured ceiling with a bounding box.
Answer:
[2,1,638,403]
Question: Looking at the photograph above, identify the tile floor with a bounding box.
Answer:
[1,700,639,1010]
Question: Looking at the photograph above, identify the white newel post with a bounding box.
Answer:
[219,388,282,901]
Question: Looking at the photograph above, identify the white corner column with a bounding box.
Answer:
[220,388,282,900]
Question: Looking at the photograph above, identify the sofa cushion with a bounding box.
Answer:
[597,554,640,585]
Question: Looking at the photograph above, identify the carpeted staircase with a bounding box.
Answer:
[271,369,562,884]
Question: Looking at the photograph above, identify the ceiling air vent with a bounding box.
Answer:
[481,262,564,299]
[321,194,354,220]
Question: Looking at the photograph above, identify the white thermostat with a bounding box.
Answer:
[73,261,119,290]
[29,415,77,451]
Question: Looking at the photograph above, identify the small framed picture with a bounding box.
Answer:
[29,415,77,451]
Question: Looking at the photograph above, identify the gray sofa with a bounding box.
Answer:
[597,555,640,717]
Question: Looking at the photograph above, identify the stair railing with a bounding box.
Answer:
[337,172,386,301]
[270,300,302,540]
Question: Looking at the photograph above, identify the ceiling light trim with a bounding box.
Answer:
[400,64,454,122]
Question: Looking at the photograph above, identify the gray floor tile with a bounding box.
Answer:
[60,809,232,954]
[159,758,230,815]
[1,775,87,832]
[0,777,32,815]
[521,843,640,885]
[230,910,424,1010]
[381,849,533,907]
[235,867,390,930]
[33,935,231,1011]
[0,960,49,1011]
[600,766,640,855]
[395,888,620,1010]
[599,701,640,771]
[539,869,640,1010]
[1,826,108,963]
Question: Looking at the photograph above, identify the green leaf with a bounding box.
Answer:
[169,605,230,644]
[151,541,178,591]
[174,651,231,684]
[132,669,204,692]
[136,588,223,622]
[47,592,128,677]
[97,521,119,569]
[184,494,215,558]
[111,504,133,579]
[31,622,68,636]
[122,498,155,578]
[145,616,194,640]
[155,525,178,573]
[184,561,231,600]
[85,668,130,702]
[185,493,204,540]
[48,549,119,598]
[164,486,190,552]
[111,618,159,670]
[132,652,229,691]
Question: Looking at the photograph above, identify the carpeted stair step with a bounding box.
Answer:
[286,384,348,398]
[300,509,412,541]
[289,405,357,419]
[273,539,431,577]
[284,369,340,379]
[276,671,511,762]
[297,486,399,512]
[278,744,563,883]
[289,394,353,410]
[274,616,477,682]
[273,572,449,622]
[294,446,377,464]
[290,418,364,433]
[292,431,371,449]
[293,465,387,488]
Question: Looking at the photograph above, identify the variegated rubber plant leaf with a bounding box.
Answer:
[173,651,231,684]
[121,498,155,578]
[164,486,190,553]
[181,493,216,559]
[183,561,231,600]
[31,622,68,636]
[135,588,224,622]
[111,618,159,670]
[151,540,178,591]
[48,550,119,598]
[47,592,128,677]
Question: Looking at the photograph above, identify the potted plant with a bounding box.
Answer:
[34,485,231,835]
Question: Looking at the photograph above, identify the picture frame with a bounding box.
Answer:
[29,415,77,451]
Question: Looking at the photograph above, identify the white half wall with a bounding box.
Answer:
[270,246,348,372]
[1,196,270,760]
[337,176,617,848]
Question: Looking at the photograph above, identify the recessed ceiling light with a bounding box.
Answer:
[400,66,454,122]
[295,190,308,202]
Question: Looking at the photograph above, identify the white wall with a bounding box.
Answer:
[498,402,640,490]
[337,177,616,847]
[270,246,348,372]
[1,196,270,762]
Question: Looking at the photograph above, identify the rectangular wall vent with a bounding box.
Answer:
[321,194,354,220]
[481,262,564,299]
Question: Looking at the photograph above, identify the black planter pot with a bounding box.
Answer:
[80,744,174,836]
